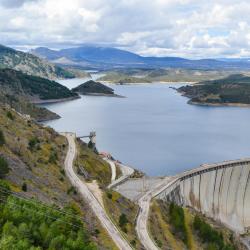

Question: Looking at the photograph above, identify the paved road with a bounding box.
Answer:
[62,132,132,250]
[104,158,116,183]
[136,176,175,250]
[108,162,134,189]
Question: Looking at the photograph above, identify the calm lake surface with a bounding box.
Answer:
[43,78,250,176]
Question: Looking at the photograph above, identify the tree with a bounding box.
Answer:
[22,182,27,192]
[0,130,5,146]
[28,137,40,151]
[119,213,128,228]
[6,111,14,120]
[0,156,9,178]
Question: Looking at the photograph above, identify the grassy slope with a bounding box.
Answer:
[0,105,117,249]
[149,200,186,249]
[75,139,112,188]
[0,92,60,122]
[103,190,143,249]
[149,200,243,250]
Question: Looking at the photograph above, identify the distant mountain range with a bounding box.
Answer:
[31,46,250,70]
[0,44,78,79]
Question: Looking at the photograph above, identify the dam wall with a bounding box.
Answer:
[156,159,250,233]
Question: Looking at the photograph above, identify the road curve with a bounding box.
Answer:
[62,132,132,250]
[108,162,134,189]
[136,176,174,250]
[104,158,116,183]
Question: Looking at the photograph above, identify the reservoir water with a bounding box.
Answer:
[43,78,250,176]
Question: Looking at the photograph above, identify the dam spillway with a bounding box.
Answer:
[156,159,250,233]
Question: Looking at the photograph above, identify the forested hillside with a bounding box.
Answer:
[178,74,250,105]
[0,68,78,101]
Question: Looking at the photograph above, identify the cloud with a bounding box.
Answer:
[0,0,37,8]
[1,0,250,58]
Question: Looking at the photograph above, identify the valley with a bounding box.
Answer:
[2,0,250,249]
[1,44,250,250]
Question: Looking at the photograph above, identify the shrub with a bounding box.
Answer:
[28,137,40,151]
[22,182,27,192]
[119,213,128,228]
[49,151,58,164]
[0,180,10,201]
[6,111,14,120]
[107,192,113,199]
[193,215,235,250]
[60,169,65,176]
[169,203,187,243]
[0,156,9,178]
[67,186,77,195]
[0,130,5,146]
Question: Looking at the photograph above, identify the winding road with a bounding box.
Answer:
[62,132,132,250]
[136,176,175,250]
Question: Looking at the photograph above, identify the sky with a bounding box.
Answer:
[1,0,250,58]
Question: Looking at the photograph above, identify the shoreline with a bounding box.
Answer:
[101,80,196,85]
[32,95,81,104]
[188,100,250,107]
[79,93,125,98]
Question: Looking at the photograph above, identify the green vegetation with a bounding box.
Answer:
[0,68,78,121]
[0,156,9,178]
[169,203,187,240]
[28,137,40,151]
[72,80,115,95]
[21,182,27,192]
[0,44,76,79]
[76,139,111,187]
[0,130,5,146]
[6,111,14,120]
[103,190,142,248]
[0,184,96,249]
[179,74,250,105]
[0,68,78,101]
[149,201,184,249]
[149,200,238,250]
[0,92,60,122]
[119,213,129,231]
[193,215,235,250]
[0,106,118,249]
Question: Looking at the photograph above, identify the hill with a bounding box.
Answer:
[178,74,250,106]
[0,105,116,249]
[0,68,79,121]
[0,68,78,102]
[72,80,115,96]
[0,44,76,79]
[32,45,250,70]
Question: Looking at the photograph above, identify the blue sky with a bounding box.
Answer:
[0,0,250,58]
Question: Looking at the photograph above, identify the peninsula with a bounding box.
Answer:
[178,74,250,106]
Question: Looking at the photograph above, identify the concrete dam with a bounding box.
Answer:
[156,159,250,233]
